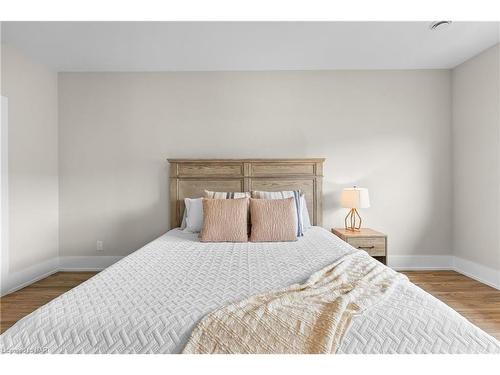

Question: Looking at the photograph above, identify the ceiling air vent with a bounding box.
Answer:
[429,21,452,30]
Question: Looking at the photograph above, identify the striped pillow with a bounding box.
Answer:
[251,190,304,237]
[204,190,251,199]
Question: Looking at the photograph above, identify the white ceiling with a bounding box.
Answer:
[2,21,499,71]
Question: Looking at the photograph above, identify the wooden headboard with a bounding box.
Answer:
[167,158,325,229]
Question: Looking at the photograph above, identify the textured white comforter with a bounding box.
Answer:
[1,227,499,354]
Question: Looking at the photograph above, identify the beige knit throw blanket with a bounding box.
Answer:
[183,250,407,354]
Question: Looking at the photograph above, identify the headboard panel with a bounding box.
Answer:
[167,159,325,229]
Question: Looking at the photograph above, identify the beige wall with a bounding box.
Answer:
[452,44,500,272]
[58,70,452,261]
[1,44,59,275]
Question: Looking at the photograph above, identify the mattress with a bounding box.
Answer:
[1,227,499,354]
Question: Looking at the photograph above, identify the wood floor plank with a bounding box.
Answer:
[0,270,499,341]
[402,271,500,340]
[0,272,97,334]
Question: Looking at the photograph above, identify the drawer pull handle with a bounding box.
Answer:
[358,246,375,250]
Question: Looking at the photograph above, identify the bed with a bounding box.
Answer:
[1,159,499,354]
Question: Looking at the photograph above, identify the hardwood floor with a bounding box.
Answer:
[0,270,499,340]
[403,270,500,340]
[0,272,96,334]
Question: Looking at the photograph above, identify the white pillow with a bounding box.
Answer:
[301,195,312,230]
[183,198,204,233]
[180,209,187,229]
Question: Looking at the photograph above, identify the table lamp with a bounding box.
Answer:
[340,186,370,231]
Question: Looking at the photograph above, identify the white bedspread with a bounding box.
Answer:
[1,227,499,354]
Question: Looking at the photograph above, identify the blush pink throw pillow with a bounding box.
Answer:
[249,197,298,242]
[200,198,249,242]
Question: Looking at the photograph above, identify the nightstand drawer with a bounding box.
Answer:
[347,237,386,256]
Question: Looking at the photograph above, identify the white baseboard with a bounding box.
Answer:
[389,254,500,290]
[59,256,124,271]
[1,256,124,296]
[389,255,453,270]
[453,256,500,290]
[1,256,59,296]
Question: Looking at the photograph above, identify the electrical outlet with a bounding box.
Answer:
[96,240,104,252]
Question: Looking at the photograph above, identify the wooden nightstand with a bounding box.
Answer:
[331,228,387,265]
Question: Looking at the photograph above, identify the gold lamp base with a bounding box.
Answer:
[344,208,362,231]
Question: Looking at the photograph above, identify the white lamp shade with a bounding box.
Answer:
[340,187,370,209]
